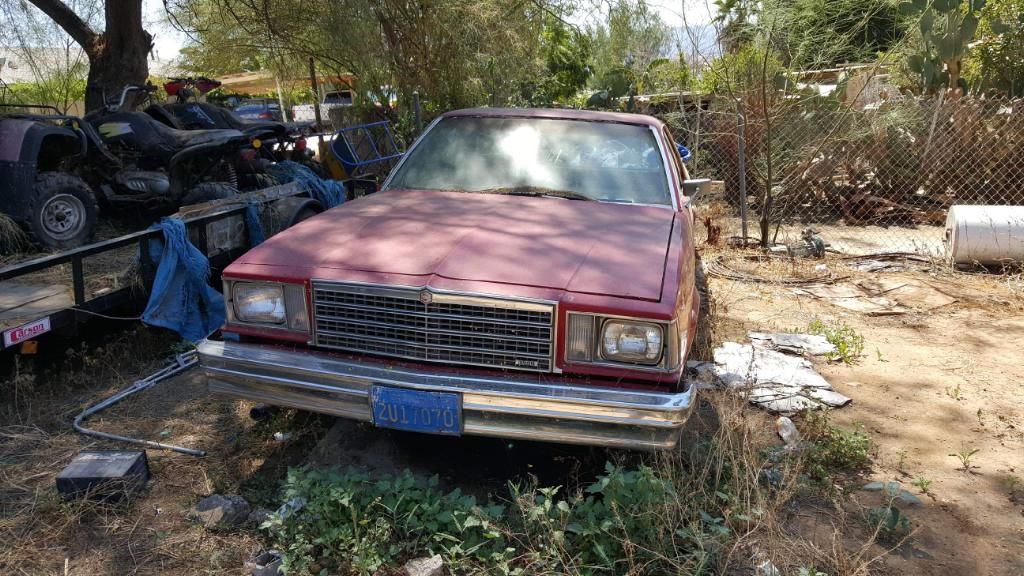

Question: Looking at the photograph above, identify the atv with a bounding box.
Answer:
[150,78,321,175]
[81,84,255,210]
[1,86,261,249]
[0,104,99,249]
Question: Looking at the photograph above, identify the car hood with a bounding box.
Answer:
[239,189,677,302]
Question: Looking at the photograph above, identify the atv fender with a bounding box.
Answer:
[0,119,85,222]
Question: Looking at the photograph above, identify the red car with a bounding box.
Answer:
[198,108,707,450]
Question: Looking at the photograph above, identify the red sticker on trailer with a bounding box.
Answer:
[3,317,52,348]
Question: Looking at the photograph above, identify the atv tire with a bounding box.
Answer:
[28,172,98,250]
[181,182,239,206]
[299,159,328,179]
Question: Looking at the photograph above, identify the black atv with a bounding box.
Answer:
[0,104,100,249]
[81,84,254,211]
[1,87,260,249]
[149,78,320,176]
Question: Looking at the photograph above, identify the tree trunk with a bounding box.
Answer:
[28,0,152,112]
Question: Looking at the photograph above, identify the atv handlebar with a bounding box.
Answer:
[108,84,158,112]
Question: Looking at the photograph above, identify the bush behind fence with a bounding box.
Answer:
[661,95,1024,255]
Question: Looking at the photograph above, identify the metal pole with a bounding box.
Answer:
[72,351,206,456]
[308,57,324,143]
[412,91,423,135]
[736,100,749,245]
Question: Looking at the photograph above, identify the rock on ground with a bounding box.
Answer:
[189,494,251,529]
[404,554,444,576]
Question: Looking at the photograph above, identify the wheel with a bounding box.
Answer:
[299,159,328,179]
[181,182,239,206]
[243,172,278,191]
[265,196,323,236]
[691,257,714,361]
[28,172,98,250]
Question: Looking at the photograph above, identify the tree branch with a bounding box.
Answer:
[26,0,98,51]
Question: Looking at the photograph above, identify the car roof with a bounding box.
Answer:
[441,107,665,129]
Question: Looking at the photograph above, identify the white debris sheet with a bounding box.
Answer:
[688,333,851,415]
[791,276,956,315]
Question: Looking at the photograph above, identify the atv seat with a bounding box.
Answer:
[163,127,246,149]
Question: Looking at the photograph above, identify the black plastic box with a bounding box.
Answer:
[56,450,149,501]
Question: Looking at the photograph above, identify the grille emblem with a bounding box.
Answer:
[418,289,433,305]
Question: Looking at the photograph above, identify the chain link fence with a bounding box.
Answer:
[662,95,1024,256]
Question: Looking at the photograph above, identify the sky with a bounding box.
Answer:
[143,0,721,62]
[143,0,188,62]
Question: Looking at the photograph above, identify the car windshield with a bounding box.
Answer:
[385,116,672,205]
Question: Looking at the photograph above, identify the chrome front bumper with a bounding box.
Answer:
[197,339,695,450]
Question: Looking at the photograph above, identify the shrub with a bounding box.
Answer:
[801,411,872,481]
[808,319,865,364]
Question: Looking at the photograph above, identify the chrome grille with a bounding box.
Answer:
[312,282,555,372]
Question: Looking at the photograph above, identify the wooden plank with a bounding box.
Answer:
[0,282,73,327]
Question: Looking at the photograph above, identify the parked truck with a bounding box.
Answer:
[291,89,354,130]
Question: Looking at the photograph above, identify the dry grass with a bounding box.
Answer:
[0,326,316,575]
[0,212,30,259]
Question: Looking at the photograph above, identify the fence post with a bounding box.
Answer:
[736,100,749,245]
[308,57,324,144]
[412,91,423,135]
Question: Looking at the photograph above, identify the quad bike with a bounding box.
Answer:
[148,78,325,178]
[0,86,263,249]
[0,104,99,249]
[81,84,258,210]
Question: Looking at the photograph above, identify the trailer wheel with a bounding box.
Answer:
[181,182,239,206]
[28,172,98,250]
[265,196,323,236]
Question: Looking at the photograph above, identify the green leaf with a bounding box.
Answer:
[932,0,961,12]
[907,54,925,73]
[969,0,986,12]
[898,1,922,14]
[937,33,959,60]
[923,59,937,84]
[556,500,571,513]
[991,19,1010,34]
[961,13,980,44]
[920,8,934,37]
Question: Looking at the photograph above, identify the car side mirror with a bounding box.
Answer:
[682,178,711,205]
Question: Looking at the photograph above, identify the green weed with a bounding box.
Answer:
[910,477,932,494]
[801,411,872,481]
[866,505,912,542]
[949,444,980,472]
[808,319,865,364]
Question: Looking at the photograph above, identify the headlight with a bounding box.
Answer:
[601,320,663,364]
[565,313,679,369]
[233,283,285,324]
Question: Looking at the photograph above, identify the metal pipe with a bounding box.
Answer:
[736,101,749,245]
[72,351,207,456]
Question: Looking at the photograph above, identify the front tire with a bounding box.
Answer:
[28,172,98,250]
[181,182,239,206]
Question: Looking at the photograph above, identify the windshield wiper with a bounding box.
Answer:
[472,186,595,201]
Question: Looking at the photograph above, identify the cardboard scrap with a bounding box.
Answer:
[791,275,956,315]
[748,331,837,356]
[689,339,851,415]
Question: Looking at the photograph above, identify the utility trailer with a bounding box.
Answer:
[0,182,315,352]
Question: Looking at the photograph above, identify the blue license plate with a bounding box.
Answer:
[370,386,462,435]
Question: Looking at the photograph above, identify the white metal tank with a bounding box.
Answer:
[945,205,1024,265]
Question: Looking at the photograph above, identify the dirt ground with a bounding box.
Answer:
[2,254,1023,575]
[707,254,1024,576]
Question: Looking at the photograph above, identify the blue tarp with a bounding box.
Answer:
[141,218,225,342]
[267,160,346,209]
